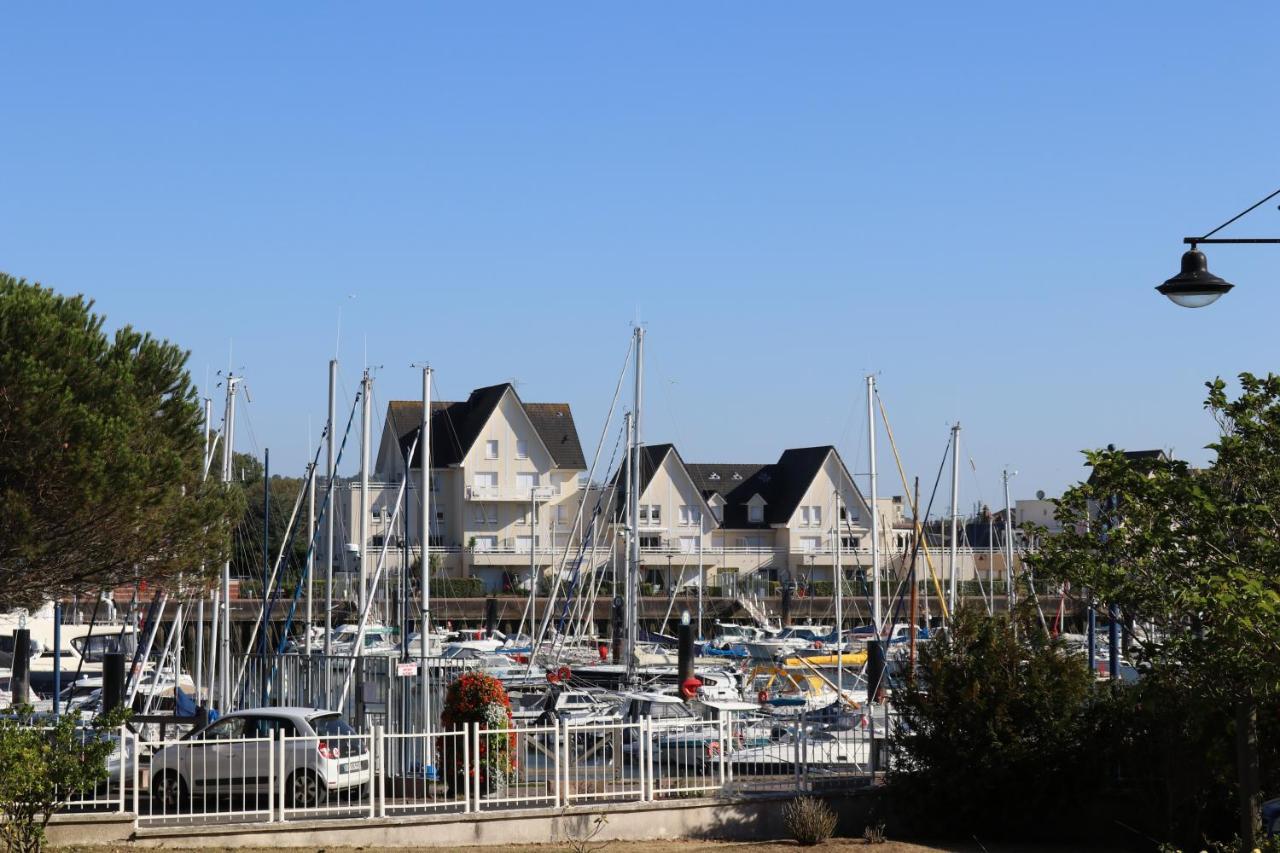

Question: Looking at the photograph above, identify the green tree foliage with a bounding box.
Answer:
[1031,373,1280,847]
[889,604,1095,838]
[228,460,309,585]
[0,707,129,853]
[0,276,243,609]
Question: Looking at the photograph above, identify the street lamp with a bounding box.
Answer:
[1158,186,1280,308]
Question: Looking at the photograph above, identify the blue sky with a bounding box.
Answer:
[3,3,1279,513]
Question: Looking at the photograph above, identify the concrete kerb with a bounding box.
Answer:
[48,794,803,849]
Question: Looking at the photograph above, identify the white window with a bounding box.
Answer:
[474,471,497,489]
[801,536,822,552]
[800,507,811,526]
[515,535,539,553]
[472,506,485,524]
[516,509,527,525]
[649,505,661,524]
[485,439,499,459]
[516,472,539,494]
[486,505,498,524]
[554,505,567,524]
[748,504,764,523]
[516,439,529,459]
[638,506,649,523]
[473,536,497,552]
[677,505,702,525]
[679,536,699,554]
[811,505,822,526]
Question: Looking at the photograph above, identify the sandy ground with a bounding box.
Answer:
[54,841,1120,853]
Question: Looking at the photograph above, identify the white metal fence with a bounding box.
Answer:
[56,712,874,828]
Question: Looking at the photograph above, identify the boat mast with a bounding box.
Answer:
[306,462,315,652]
[420,366,432,735]
[626,326,644,683]
[195,396,212,702]
[834,488,842,698]
[1003,468,1015,613]
[325,360,337,665]
[359,370,373,621]
[218,374,239,711]
[867,375,881,637]
[948,423,961,617]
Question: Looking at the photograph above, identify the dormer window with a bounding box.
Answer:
[485,440,499,460]
[748,504,764,523]
[516,439,529,459]
[732,472,742,481]
[708,472,720,481]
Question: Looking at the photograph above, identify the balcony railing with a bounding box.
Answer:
[465,483,559,501]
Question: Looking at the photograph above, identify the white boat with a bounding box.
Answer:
[726,722,874,772]
[330,624,400,656]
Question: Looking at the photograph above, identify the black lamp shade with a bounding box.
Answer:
[1157,249,1233,308]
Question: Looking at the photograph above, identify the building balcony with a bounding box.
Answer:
[465,483,559,501]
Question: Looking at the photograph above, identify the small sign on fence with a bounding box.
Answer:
[396,661,420,677]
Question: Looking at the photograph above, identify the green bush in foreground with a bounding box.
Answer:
[0,708,128,853]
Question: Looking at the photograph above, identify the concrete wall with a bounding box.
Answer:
[52,794,849,849]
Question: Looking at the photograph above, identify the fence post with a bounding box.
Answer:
[471,722,482,811]
[793,713,802,791]
[552,719,561,807]
[461,724,471,814]
[640,716,651,803]
[278,733,287,822]
[717,715,727,789]
[375,726,385,818]
[117,725,126,813]
[267,730,277,823]
[131,730,140,821]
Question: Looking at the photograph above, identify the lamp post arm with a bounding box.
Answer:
[1184,237,1280,245]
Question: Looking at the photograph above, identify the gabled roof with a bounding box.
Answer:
[388,384,586,470]
[1086,448,1171,485]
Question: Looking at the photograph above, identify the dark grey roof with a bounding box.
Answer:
[615,444,854,530]
[686,463,773,529]
[389,384,586,470]
[1086,448,1171,484]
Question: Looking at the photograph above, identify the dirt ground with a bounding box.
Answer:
[54,841,1122,853]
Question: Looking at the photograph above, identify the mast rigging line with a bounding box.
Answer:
[554,422,628,648]
[271,389,365,657]
[875,392,950,623]
[884,434,952,632]
[334,431,420,710]
[528,337,635,665]
[232,387,360,702]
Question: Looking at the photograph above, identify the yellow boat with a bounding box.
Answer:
[782,650,868,668]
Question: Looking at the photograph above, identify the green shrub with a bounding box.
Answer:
[0,707,129,853]
[432,577,486,598]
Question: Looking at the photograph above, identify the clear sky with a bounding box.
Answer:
[3,3,1278,514]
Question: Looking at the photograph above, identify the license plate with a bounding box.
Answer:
[341,759,368,773]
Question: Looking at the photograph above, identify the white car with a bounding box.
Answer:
[149,707,371,810]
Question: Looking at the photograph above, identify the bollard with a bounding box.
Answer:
[484,597,498,639]
[102,652,126,713]
[11,629,30,707]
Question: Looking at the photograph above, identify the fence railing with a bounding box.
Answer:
[60,711,871,829]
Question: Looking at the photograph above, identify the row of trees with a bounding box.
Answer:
[891,374,1280,851]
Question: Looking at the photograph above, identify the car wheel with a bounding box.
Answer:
[288,769,326,808]
[152,770,187,813]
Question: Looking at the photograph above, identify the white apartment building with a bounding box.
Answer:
[328,383,589,594]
